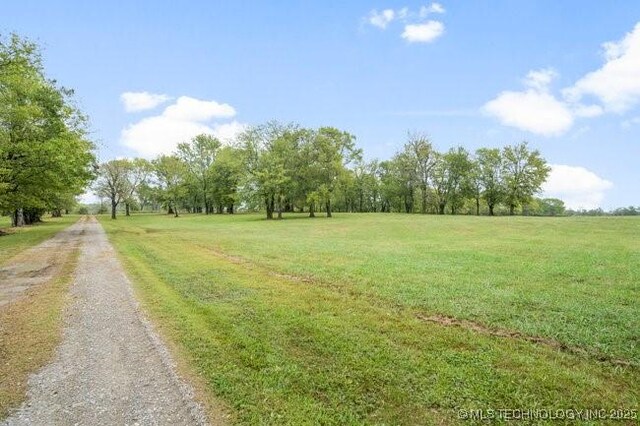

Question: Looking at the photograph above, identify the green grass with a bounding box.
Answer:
[0,215,79,265]
[100,213,639,425]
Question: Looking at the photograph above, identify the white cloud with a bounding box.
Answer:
[120,91,171,112]
[523,68,557,91]
[420,2,445,17]
[542,164,613,209]
[120,96,241,158]
[365,4,446,43]
[368,9,395,29]
[484,23,640,134]
[211,121,247,143]
[401,21,444,43]
[484,68,605,135]
[162,96,235,121]
[564,23,640,113]
[483,69,574,136]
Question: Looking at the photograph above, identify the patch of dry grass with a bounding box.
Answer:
[0,249,79,418]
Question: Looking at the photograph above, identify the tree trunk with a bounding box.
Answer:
[404,196,412,213]
[51,209,62,218]
[509,204,515,216]
[438,203,445,215]
[125,203,130,217]
[476,197,480,216]
[227,204,234,214]
[11,209,25,227]
[421,185,427,214]
[111,199,117,219]
[326,199,332,218]
[489,204,495,216]
[265,196,273,219]
[168,205,174,215]
[174,202,179,217]
[309,202,315,218]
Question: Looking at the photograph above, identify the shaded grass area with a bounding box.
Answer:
[100,213,639,425]
[0,248,79,418]
[0,215,79,266]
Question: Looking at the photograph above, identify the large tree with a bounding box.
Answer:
[502,142,550,215]
[430,153,449,215]
[153,155,187,217]
[123,158,152,216]
[177,134,220,214]
[443,146,473,215]
[476,148,504,216]
[404,133,436,214]
[240,122,301,219]
[308,127,360,217]
[94,159,131,220]
[210,146,243,214]
[0,34,95,226]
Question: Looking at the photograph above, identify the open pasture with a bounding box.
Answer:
[100,213,639,424]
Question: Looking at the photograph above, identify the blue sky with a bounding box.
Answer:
[4,1,640,209]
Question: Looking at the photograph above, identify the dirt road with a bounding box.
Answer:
[2,217,208,425]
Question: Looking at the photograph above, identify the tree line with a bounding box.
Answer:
[96,121,554,220]
[0,34,95,227]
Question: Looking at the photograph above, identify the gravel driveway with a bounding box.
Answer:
[0,218,84,307]
[2,217,209,425]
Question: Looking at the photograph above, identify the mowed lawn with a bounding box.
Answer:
[100,213,639,425]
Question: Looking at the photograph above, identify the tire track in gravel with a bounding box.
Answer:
[2,216,210,425]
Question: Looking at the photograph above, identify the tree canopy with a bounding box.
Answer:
[101,122,554,220]
[0,34,95,226]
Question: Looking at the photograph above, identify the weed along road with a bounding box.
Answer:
[2,216,208,426]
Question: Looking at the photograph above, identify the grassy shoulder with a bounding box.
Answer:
[0,215,79,266]
[0,248,79,418]
[100,213,639,425]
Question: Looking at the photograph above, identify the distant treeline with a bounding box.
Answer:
[95,121,556,220]
[566,206,640,216]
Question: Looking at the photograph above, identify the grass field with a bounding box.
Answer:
[100,213,639,424]
[0,215,79,266]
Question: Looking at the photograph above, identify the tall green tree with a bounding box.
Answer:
[210,146,243,214]
[443,146,473,215]
[153,155,187,217]
[502,142,551,215]
[309,127,360,217]
[123,158,152,216]
[431,153,449,215]
[176,134,220,214]
[240,121,298,219]
[404,133,436,214]
[94,159,131,220]
[476,148,504,216]
[390,152,417,213]
[0,34,95,226]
